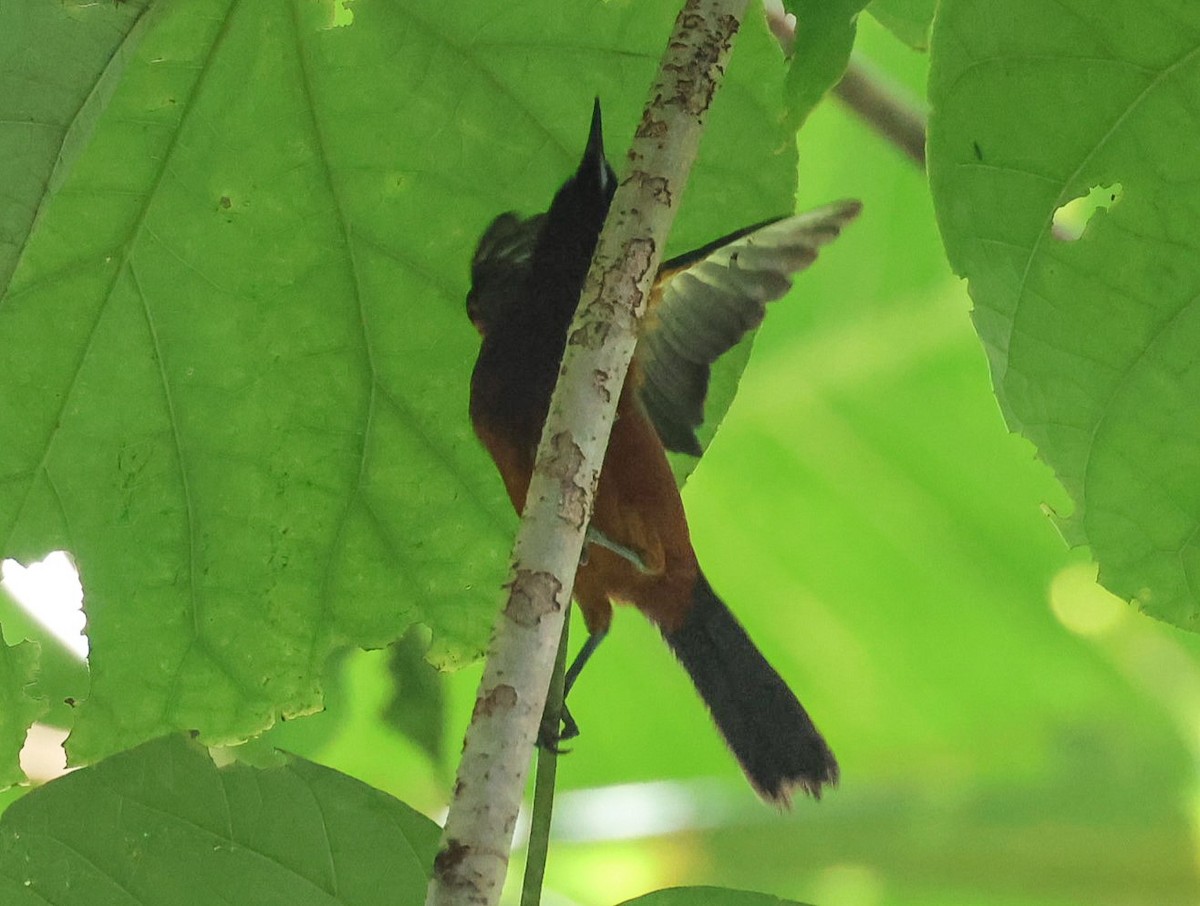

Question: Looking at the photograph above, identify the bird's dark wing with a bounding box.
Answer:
[635,200,862,456]
[467,212,545,332]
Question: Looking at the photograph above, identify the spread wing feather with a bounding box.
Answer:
[636,200,861,456]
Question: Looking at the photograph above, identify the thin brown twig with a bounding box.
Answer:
[762,1,927,169]
[833,57,927,169]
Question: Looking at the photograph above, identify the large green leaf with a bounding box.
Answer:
[0,734,439,905]
[0,1,796,762]
[866,0,936,51]
[0,0,151,288]
[928,0,1200,628]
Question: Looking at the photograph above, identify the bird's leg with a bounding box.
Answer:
[564,628,606,696]
[538,629,608,750]
[585,525,651,574]
[559,629,608,741]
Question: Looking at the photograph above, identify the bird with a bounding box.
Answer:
[466,99,859,805]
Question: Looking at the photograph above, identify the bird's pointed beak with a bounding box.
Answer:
[586,97,605,162]
[579,97,612,192]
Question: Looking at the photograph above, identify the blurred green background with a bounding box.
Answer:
[265,17,1200,906]
[4,11,1198,906]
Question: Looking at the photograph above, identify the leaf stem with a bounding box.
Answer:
[519,611,570,906]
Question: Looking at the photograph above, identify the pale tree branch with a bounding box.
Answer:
[423,2,751,905]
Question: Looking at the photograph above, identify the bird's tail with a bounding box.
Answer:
[660,571,838,805]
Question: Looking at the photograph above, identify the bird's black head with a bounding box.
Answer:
[468,100,619,440]
[467,99,618,347]
[528,98,618,309]
[545,97,618,240]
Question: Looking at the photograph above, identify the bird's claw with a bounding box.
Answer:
[537,705,580,753]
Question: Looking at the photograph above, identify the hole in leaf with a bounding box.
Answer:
[20,724,71,783]
[1052,183,1122,241]
[2,551,88,660]
[319,0,354,27]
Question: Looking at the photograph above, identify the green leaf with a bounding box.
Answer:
[0,2,795,762]
[0,0,151,289]
[866,0,936,51]
[0,634,45,788]
[382,627,446,767]
[928,0,1200,628]
[783,0,871,128]
[0,734,439,905]
[619,888,813,906]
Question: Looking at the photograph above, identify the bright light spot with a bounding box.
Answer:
[811,863,886,906]
[20,724,72,784]
[1049,562,1127,638]
[551,778,740,842]
[2,552,89,660]
[1052,183,1122,241]
[555,845,667,905]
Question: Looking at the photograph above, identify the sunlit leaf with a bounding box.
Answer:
[782,0,871,128]
[0,1,796,763]
[0,0,150,288]
[866,0,936,51]
[928,0,1200,628]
